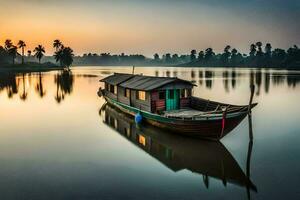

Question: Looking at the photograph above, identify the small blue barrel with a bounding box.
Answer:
[135,113,142,124]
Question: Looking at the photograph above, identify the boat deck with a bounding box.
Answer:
[163,109,208,118]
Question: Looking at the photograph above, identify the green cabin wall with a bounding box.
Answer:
[104,81,193,113]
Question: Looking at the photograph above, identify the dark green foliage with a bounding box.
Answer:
[0,46,10,64]
[204,48,215,62]
[1,39,299,69]
[1,39,20,64]
[198,51,204,61]
[60,47,74,68]
[165,53,172,63]
[8,46,18,64]
[17,40,26,64]
[221,45,231,66]
[190,49,197,61]
[183,43,300,68]
[34,45,45,63]
[54,46,74,68]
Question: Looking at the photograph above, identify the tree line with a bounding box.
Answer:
[73,42,299,68]
[74,53,147,66]
[1,40,299,68]
[0,39,74,68]
[177,42,300,68]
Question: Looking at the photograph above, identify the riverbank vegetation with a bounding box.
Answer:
[1,40,299,69]
[181,43,300,69]
[71,42,300,69]
[0,39,74,72]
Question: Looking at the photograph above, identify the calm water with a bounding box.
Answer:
[0,66,299,200]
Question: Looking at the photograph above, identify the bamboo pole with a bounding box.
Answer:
[248,84,255,114]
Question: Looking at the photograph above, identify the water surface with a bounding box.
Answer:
[0,66,299,199]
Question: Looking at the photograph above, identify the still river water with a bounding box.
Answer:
[0,66,299,200]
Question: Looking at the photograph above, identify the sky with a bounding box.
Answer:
[0,0,299,57]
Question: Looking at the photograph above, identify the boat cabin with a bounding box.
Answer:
[100,73,195,113]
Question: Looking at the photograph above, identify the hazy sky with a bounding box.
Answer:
[0,0,299,56]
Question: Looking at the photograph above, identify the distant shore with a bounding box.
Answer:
[1,62,299,73]
[71,63,300,71]
[0,62,64,73]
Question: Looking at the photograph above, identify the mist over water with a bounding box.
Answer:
[0,66,299,199]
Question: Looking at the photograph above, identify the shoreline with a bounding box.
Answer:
[1,63,299,73]
[72,64,300,71]
[0,63,64,73]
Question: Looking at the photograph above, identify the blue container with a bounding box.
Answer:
[135,113,142,124]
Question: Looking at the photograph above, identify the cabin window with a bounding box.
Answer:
[105,83,109,90]
[125,89,130,98]
[158,91,165,100]
[109,85,117,94]
[181,89,191,98]
[180,89,186,98]
[138,134,146,146]
[114,86,117,94]
[109,84,114,93]
[137,90,146,101]
[187,89,192,96]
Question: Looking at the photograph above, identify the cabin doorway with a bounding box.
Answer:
[166,89,179,110]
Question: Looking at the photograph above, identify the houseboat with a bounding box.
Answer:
[99,103,257,193]
[98,73,257,140]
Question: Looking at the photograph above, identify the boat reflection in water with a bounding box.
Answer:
[100,103,257,197]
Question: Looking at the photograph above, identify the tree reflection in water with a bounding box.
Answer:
[0,70,74,102]
[231,69,236,89]
[223,71,229,92]
[54,70,74,104]
[204,70,213,89]
[0,73,18,98]
[255,69,262,96]
[198,70,203,86]
[19,73,28,101]
[35,72,46,98]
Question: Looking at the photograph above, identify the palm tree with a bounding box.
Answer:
[231,48,238,65]
[53,39,62,52]
[17,40,26,64]
[222,45,231,65]
[33,45,45,64]
[54,48,63,66]
[55,47,74,69]
[204,48,214,61]
[27,50,32,57]
[265,43,272,57]
[4,39,13,50]
[190,49,197,61]
[250,44,256,57]
[256,42,263,56]
[8,45,18,64]
[198,51,204,61]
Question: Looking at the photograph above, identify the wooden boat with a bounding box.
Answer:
[98,73,257,140]
[100,103,257,193]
